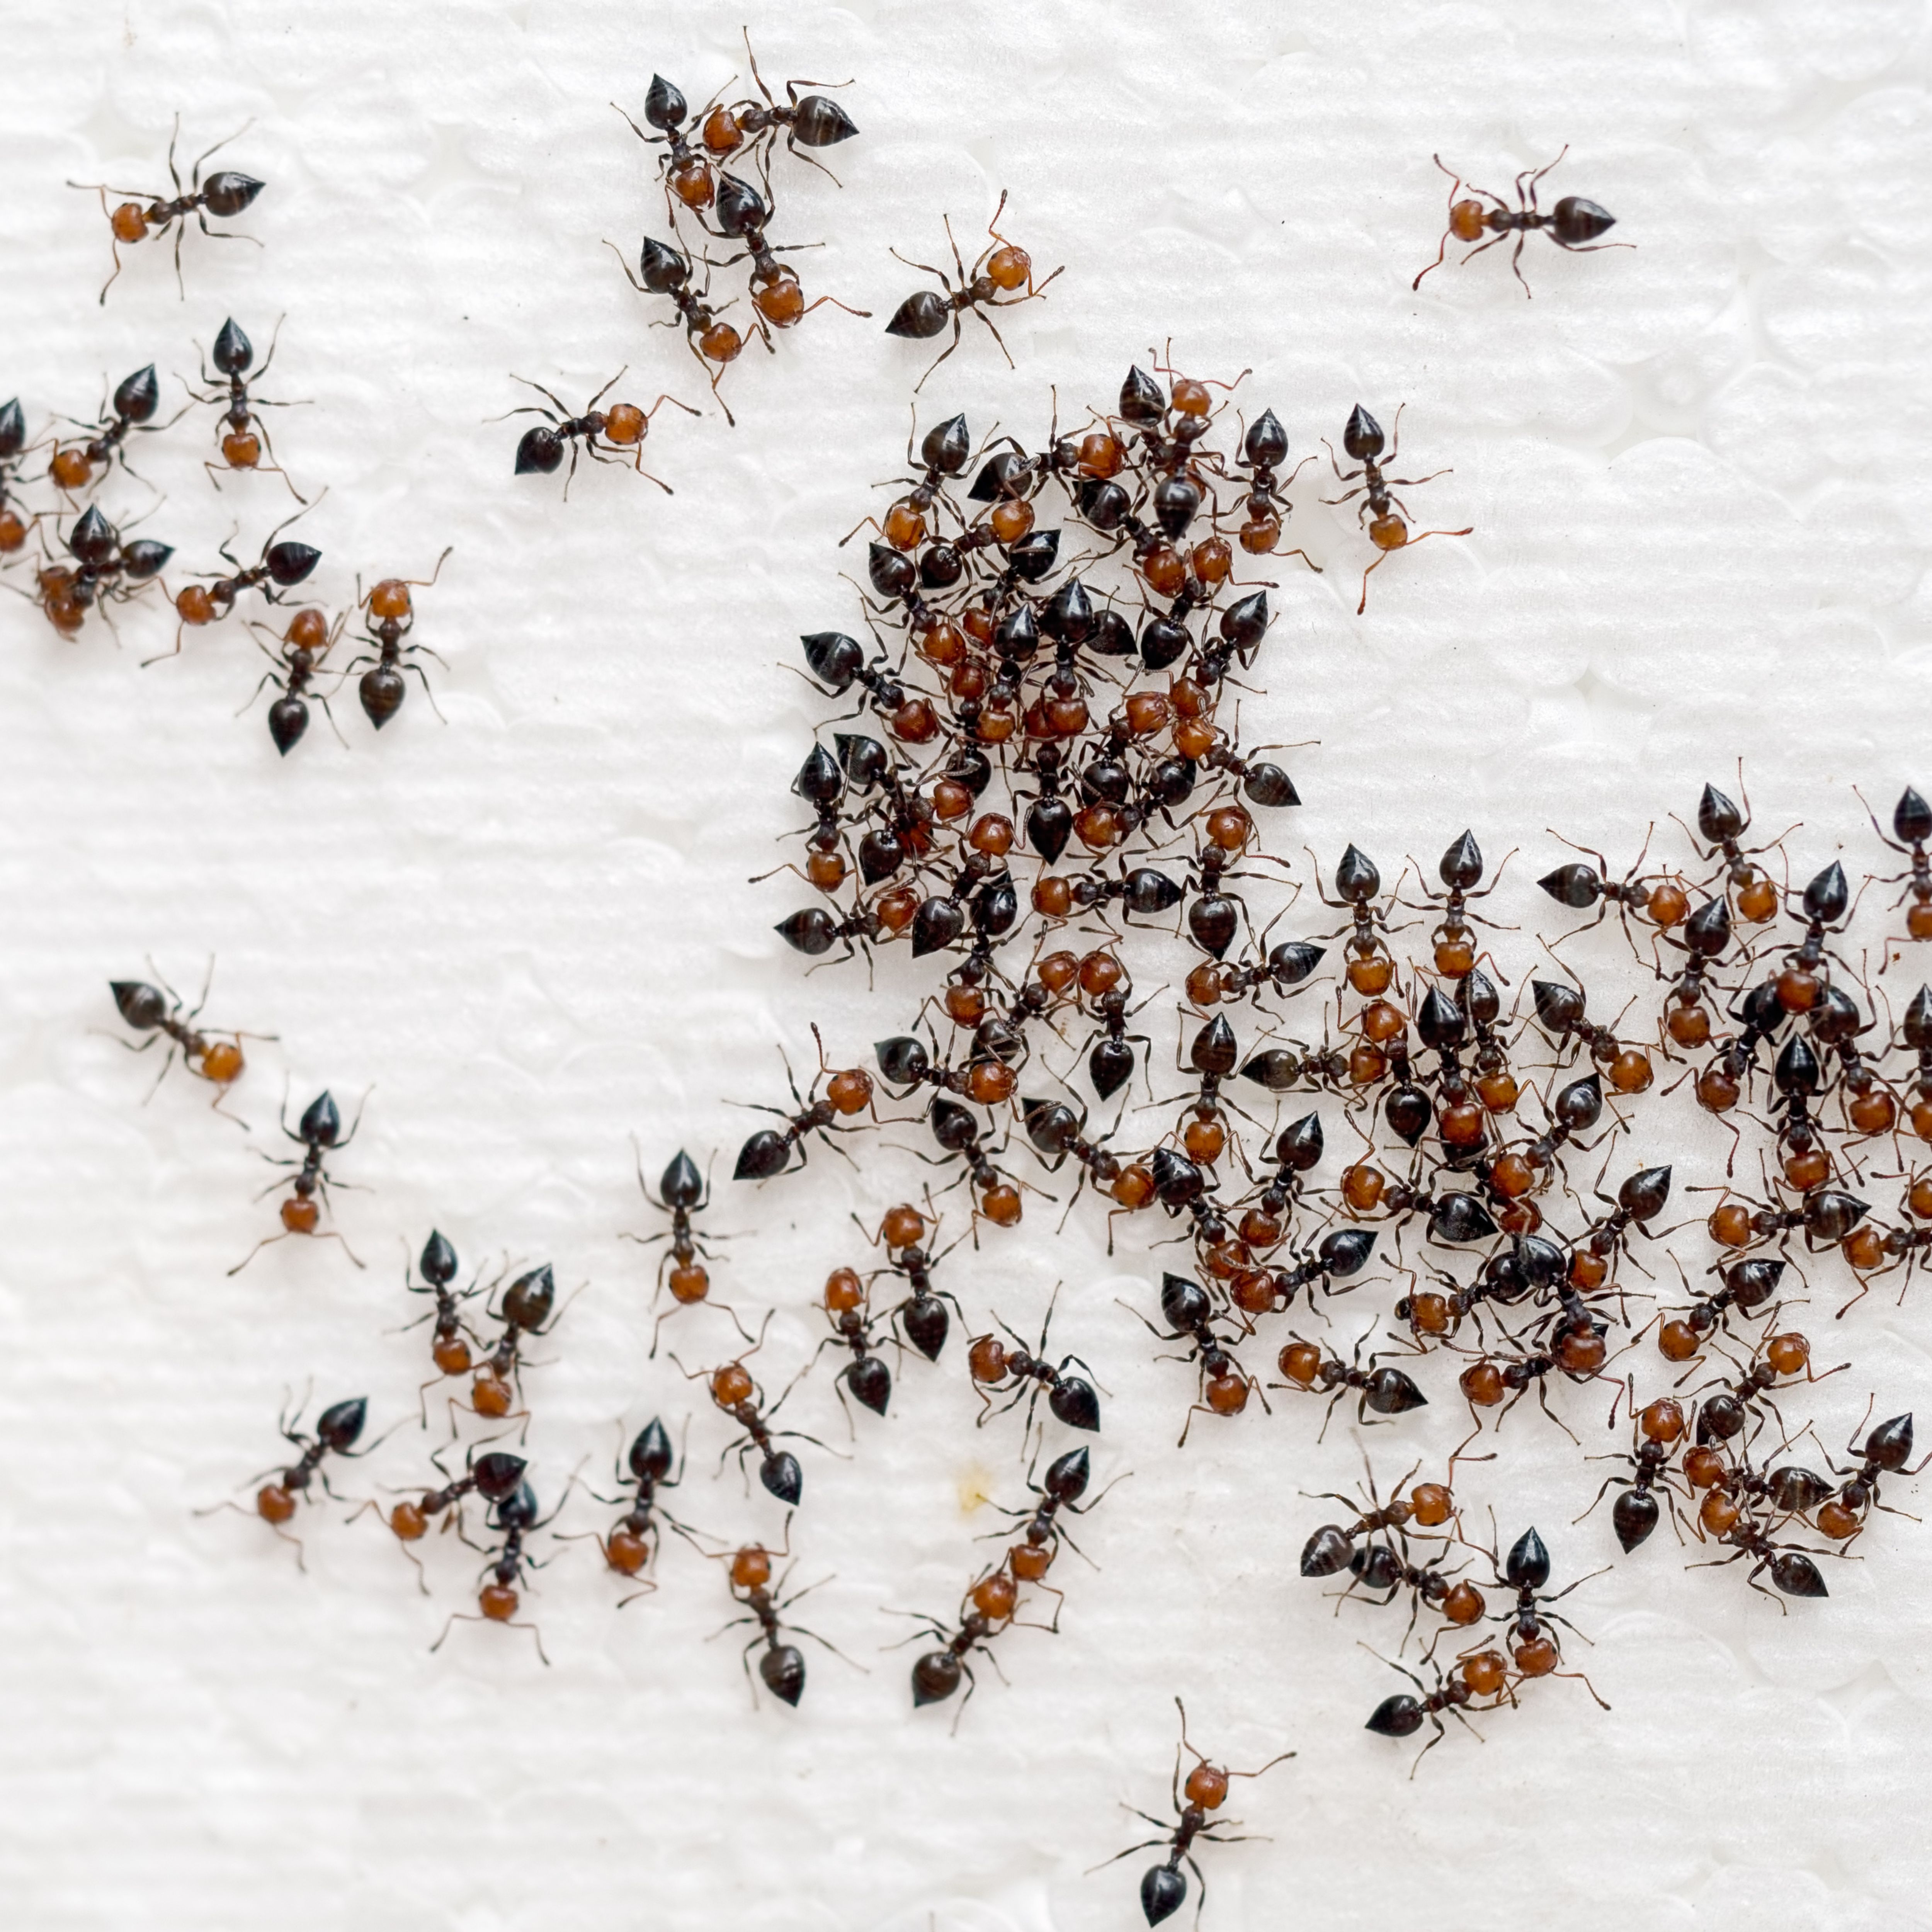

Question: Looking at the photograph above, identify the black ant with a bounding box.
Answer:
[71,116,265,303]
[35,505,173,637]
[164,510,322,655]
[242,604,345,757]
[199,1393,376,1568]
[733,1025,876,1179]
[503,368,697,495]
[707,170,871,341]
[676,1321,832,1506]
[885,190,1063,392]
[1577,1391,1690,1552]
[346,548,454,730]
[1091,1697,1293,1926]
[230,1088,365,1274]
[1363,1648,1517,1774]
[622,1145,747,1355]
[107,963,262,1120]
[561,1417,687,1599]
[48,364,169,497]
[188,316,306,499]
[967,1290,1102,1437]
[699,31,859,185]
[705,1519,859,1708]
[616,75,718,215]
[432,1472,560,1665]
[1861,784,1932,962]
[607,235,746,424]
[458,1264,566,1437]
[398,1229,487,1423]
[1321,405,1471,614]
[1413,147,1624,296]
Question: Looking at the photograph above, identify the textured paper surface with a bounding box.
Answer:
[3,2,1932,1928]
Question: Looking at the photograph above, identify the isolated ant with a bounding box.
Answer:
[242,605,345,756]
[200,1393,373,1568]
[706,1520,858,1708]
[71,116,265,303]
[187,316,306,498]
[1413,147,1624,296]
[231,1088,364,1274]
[1093,1697,1293,1927]
[862,1201,964,1361]
[347,548,454,730]
[1322,405,1471,614]
[885,190,1063,392]
[504,369,697,495]
[905,1565,1024,1723]
[623,1146,746,1354]
[817,1267,895,1421]
[107,965,261,1119]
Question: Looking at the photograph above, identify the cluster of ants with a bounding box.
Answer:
[3,119,455,755]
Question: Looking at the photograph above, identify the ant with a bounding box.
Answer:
[706,1518,858,1708]
[166,513,322,653]
[817,1267,895,1421]
[707,170,871,339]
[242,605,345,757]
[1690,1329,1847,1451]
[459,1264,565,1434]
[230,1088,365,1274]
[1702,1179,1871,1261]
[1537,829,1689,959]
[187,316,306,499]
[503,369,697,495]
[1811,1406,1930,1544]
[1653,894,1736,1056]
[862,1200,965,1361]
[733,1024,876,1179]
[617,75,717,214]
[376,1444,527,1586]
[1577,1391,1690,1552]
[623,1146,746,1355]
[1677,777,1788,925]
[700,31,859,184]
[1413,147,1624,296]
[0,397,37,558]
[885,190,1063,392]
[1275,1330,1430,1438]
[903,1562,1033,1723]
[1299,1459,1457,1580]
[1137,1274,1270,1447]
[35,506,172,637]
[107,964,262,1120]
[676,1321,830,1506]
[842,410,974,553]
[1652,1255,1785,1365]
[1477,1526,1611,1704]
[1769,860,1859,1018]
[432,1471,560,1665]
[608,235,746,423]
[1861,784,1932,958]
[1092,1697,1293,1927]
[1454,1326,1614,1455]
[1228,406,1317,562]
[199,1393,374,1568]
[71,116,265,303]
[563,1417,687,1595]
[1321,405,1471,614]
[976,1446,1116,1622]
[398,1229,487,1422]
[1689,1513,1834,1606]
[48,364,168,497]
[1364,1648,1517,1774]
[967,1291,1102,1437]
[922,1094,1031,1233]
[347,548,454,730]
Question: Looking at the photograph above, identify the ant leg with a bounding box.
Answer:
[1509,231,1532,298]
[913,315,964,396]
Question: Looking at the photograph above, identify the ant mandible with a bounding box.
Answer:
[347,548,455,730]
[188,316,308,500]
[1413,146,1625,297]
[503,368,698,496]
[1322,404,1472,614]
[1091,1697,1293,1927]
[230,1088,366,1274]
[885,190,1064,392]
[71,116,266,303]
